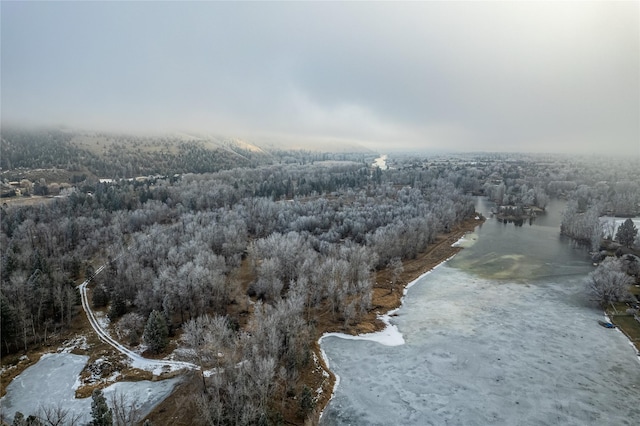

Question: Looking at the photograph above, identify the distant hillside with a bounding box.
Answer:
[1,127,375,183]
[0,127,268,181]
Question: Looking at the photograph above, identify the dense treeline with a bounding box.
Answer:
[1,127,376,182]
[1,127,269,180]
[5,150,636,424]
[554,158,640,248]
[396,153,639,246]
[0,128,79,171]
[1,158,476,424]
[475,155,639,246]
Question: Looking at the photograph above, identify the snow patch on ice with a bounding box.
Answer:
[451,231,478,248]
[318,254,460,418]
[38,353,54,361]
[72,376,83,391]
[321,319,405,346]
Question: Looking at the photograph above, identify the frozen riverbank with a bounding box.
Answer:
[0,353,181,424]
[320,198,640,425]
[321,264,640,425]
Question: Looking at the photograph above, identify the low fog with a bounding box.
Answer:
[1,1,638,155]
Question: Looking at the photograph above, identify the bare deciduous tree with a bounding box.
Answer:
[35,403,82,426]
[587,257,633,307]
[109,390,141,426]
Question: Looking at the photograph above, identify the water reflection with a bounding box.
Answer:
[450,201,590,282]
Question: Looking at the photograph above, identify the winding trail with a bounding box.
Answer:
[78,265,198,373]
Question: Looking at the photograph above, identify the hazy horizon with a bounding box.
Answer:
[2,1,638,156]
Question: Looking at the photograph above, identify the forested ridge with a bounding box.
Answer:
[2,144,639,425]
[1,127,329,181]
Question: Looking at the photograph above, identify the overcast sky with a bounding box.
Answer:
[2,1,638,155]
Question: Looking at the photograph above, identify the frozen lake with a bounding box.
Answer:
[0,353,181,424]
[320,199,640,425]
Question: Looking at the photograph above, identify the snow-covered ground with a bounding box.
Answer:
[0,259,198,424]
[321,317,405,348]
[0,353,182,424]
[372,155,388,170]
[78,272,197,375]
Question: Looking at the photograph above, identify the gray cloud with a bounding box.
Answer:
[2,1,638,155]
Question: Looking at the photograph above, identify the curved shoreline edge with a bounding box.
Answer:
[316,255,456,420]
[314,220,483,421]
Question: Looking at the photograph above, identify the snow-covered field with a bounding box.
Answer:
[372,155,388,170]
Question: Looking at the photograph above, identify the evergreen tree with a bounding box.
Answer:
[616,218,638,248]
[24,415,41,426]
[143,310,169,354]
[107,293,127,320]
[91,284,109,308]
[12,412,26,426]
[1,294,16,355]
[90,389,113,426]
[298,385,315,419]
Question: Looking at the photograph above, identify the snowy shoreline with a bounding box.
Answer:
[604,313,640,364]
[318,201,640,425]
[317,234,470,419]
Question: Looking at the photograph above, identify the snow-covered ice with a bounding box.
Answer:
[321,264,640,425]
[320,199,640,425]
[321,322,404,347]
[1,353,89,423]
[451,230,479,248]
[0,353,182,424]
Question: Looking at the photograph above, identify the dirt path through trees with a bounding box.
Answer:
[78,265,198,373]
